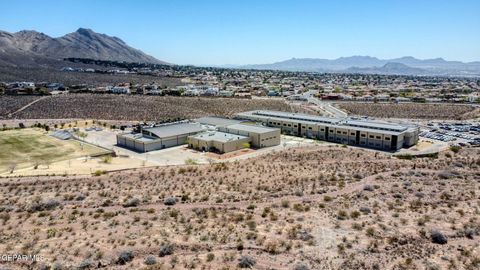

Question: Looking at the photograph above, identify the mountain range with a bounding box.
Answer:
[239,56,480,76]
[1,28,479,77]
[0,28,167,67]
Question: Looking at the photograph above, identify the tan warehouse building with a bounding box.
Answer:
[218,123,280,148]
[188,131,251,153]
[117,122,205,152]
[188,123,281,153]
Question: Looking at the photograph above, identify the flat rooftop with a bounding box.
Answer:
[225,123,279,134]
[194,116,243,127]
[237,110,343,125]
[144,122,205,138]
[120,133,156,142]
[237,110,413,133]
[190,131,249,143]
[343,119,407,132]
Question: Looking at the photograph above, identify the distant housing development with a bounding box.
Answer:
[235,110,419,150]
[116,111,419,153]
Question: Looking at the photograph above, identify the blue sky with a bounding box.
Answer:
[1,0,479,65]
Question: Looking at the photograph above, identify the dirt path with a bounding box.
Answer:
[8,96,49,117]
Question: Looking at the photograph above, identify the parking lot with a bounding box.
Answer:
[420,121,480,146]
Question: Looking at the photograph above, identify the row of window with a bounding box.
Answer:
[268,121,393,141]
[260,136,276,142]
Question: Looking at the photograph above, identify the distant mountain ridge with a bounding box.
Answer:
[0,28,167,67]
[240,56,480,76]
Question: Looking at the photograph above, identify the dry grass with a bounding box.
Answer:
[8,94,291,121]
[0,146,478,269]
[337,102,477,119]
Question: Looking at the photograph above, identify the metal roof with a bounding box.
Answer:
[144,123,204,138]
[343,120,407,132]
[194,116,243,127]
[236,110,343,124]
[236,110,414,134]
[225,123,279,134]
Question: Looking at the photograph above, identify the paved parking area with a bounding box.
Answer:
[82,128,119,149]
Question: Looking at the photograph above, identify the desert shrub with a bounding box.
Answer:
[123,198,140,208]
[265,240,279,254]
[337,210,348,220]
[430,230,448,244]
[77,259,93,269]
[449,145,461,153]
[238,255,256,268]
[363,185,374,191]
[27,198,60,212]
[438,171,459,179]
[350,211,360,219]
[396,154,413,160]
[51,262,63,270]
[294,263,310,270]
[185,158,198,165]
[43,199,61,210]
[93,170,106,176]
[359,206,371,214]
[463,228,477,239]
[159,243,174,257]
[206,253,215,262]
[117,250,134,265]
[144,255,157,265]
[163,197,177,206]
[101,155,112,164]
[297,229,314,241]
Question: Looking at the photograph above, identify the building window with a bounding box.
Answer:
[369,135,374,139]
[308,127,312,130]
[350,133,355,136]
[385,137,390,140]
[376,136,381,139]
[361,134,366,137]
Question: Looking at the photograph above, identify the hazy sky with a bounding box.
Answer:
[1,0,479,65]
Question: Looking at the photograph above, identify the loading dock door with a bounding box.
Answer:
[325,127,329,141]
[355,131,360,144]
[298,123,301,136]
[391,135,398,150]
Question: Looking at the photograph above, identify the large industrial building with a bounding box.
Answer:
[116,122,205,152]
[188,122,281,153]
[188,131,251,153]
[117,111,418,153]
[235,110,419,150]
[117,117,281,153]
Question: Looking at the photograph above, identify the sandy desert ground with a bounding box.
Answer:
[336,102,479,120]
[0,145,478,269]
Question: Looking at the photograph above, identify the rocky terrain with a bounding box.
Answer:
[0,146,478,269]
[0,28,166,67]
